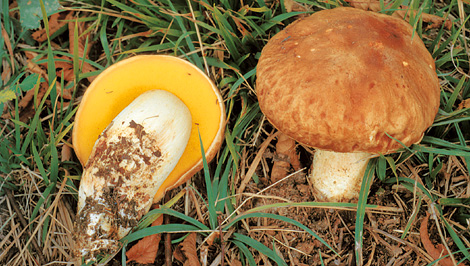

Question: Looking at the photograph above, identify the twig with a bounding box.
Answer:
[237,131,279,201]
[164,193,172,266]
[218,216,224,266]
[4,188,46,265]
[371,226,433,263]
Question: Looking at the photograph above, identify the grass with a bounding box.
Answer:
[1,0,470,265]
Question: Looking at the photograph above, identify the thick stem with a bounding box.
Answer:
[74,90,192,262]
[310,150,372,202]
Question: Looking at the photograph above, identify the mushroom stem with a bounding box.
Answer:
[310,150,372,202]
[74,90,192,262]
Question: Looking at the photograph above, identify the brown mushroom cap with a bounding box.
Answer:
[256,7,440,154]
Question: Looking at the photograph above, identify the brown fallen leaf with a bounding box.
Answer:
[284,0,311,16]
[231,259,243,266]
[61,142,73,162]
[458,99,470,110]
[173,233,201,266]
[173,240,186,263]
[2,25,14,76]
[271,133,301,183]
[32,12,73,42]
[348,0,452,30]
[205,231,220,247]
[126,214,164,264]
[420,212,466,266]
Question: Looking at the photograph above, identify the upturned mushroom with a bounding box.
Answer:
[256,7,440,201]
[72,55,225,262]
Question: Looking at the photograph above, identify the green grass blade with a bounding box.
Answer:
[355,158,376,265]
[166,1,202,69]
[38,0,57,110]
[411,144,470,157]
[228,67,256,97]
[421,136,470,151]
[31,140,48,184]
[99,15,112,65]
[401,194,422,239]
[232,232,287,266]
[444,76,465,112]
[440,212,470,260]
[30,182,55,230]
[432,116,470,127]
[384,177,434,200]
[225,212,337,255]
[122,224,202,243]
[49,132,58,184]
[232,239,257,266]
[198,129,218,229]
[244,201,383,214]
[216,157,232,213]
[141,206,210,231]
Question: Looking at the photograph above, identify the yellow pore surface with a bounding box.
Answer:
[73,55,224,201]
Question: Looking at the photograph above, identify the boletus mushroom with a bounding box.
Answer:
[72,55,225,262]
[256,7,440,202]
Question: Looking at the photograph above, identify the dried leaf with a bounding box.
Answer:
[25,51,48,78]
[231,259,242,266]
[173,233,201,266]
[125,214,164,264]
[271,133,301,183]
[284,0,310,14]
[54,56,74,83]
[458,99,470,110]
[2,25,14,76]
[1,60,12,85]
[420,212,465,266]
[205,231,220,247]
[173,241,186,263]
[31,12,72,42]
[61,143,73,162]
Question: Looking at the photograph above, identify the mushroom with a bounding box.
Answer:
[72,55,225,261]
[256,7,440,202]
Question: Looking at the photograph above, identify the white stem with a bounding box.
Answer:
[74,90,192,262]
[310,150,372,202]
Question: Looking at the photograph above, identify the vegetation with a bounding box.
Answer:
[0,0,469,265]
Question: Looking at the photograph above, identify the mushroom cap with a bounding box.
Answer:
[256,7,440,154]
[73,55,225,202]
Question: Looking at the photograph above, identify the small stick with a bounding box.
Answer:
[218,216,224,266]
[4,188,46,265]
[164,193,172,266]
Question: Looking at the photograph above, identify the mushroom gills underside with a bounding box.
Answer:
[73,90,192,262]
[310,150,372,202]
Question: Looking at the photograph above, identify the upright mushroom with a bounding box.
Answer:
[256,7,440,201]
[72,55,225,261]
